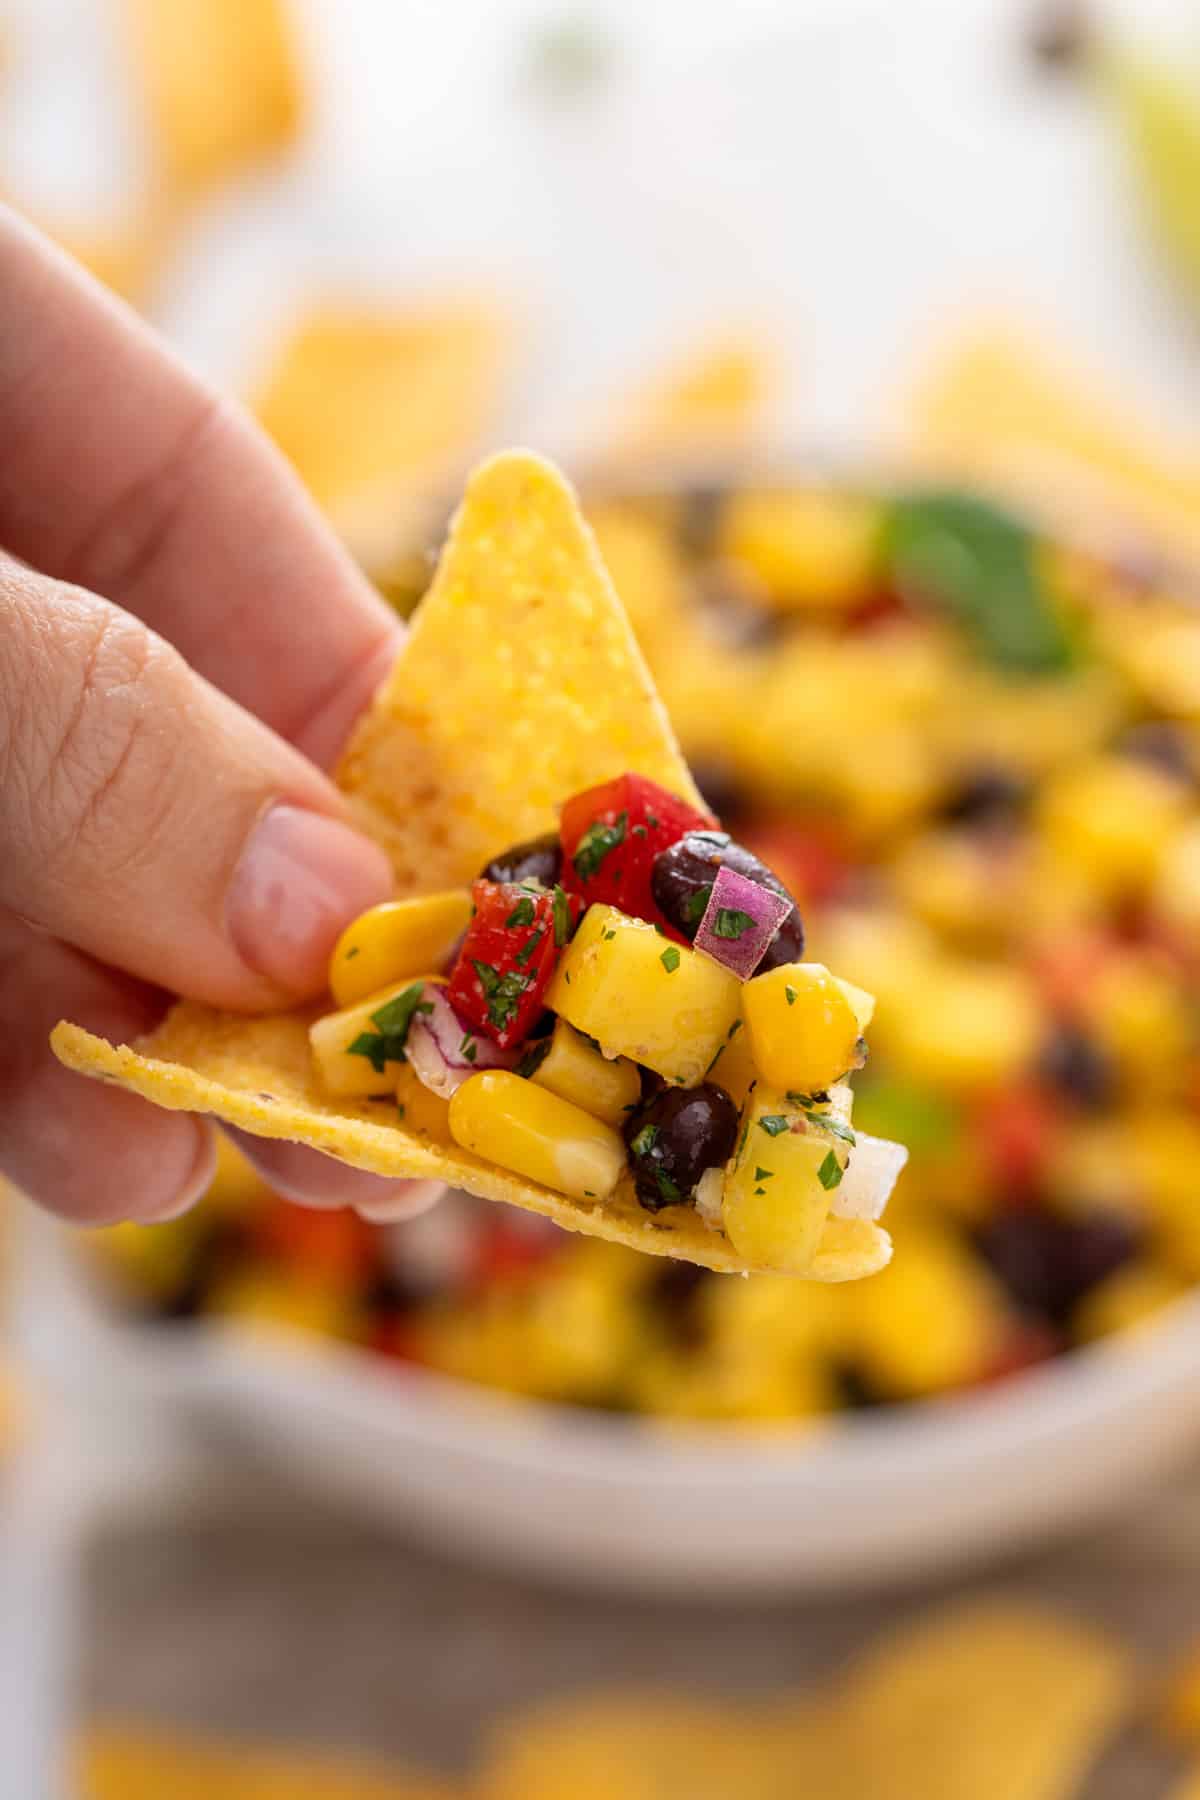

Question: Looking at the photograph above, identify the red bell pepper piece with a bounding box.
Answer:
[559,772,714,929]
[446,879,582,1049]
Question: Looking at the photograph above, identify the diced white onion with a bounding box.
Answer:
[694,1165,725,1229]
[830,1132,907,1222]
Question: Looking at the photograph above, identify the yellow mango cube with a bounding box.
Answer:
[547,905,741,1087]
[309,980,437,1097]
[531,1019,641,1126]
[742,962,862,1095]
[329,891,471,1007]
[1038,754,1187,897]
[448,1070,626,1202]
[720,1084,850,1271]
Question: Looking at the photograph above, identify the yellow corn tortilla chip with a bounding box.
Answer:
[253,303,507,561]
[834,1601,1133,1800]
[76,1722,452,1798]
[51,451,890,1277]
[123,0,305,198]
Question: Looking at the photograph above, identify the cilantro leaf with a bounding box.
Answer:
[712,907,757,940]
[572,810,627,882]
[681,883,713,927]
[515,1039,551,1080]
[630,1123,659,1158]
[505,897,536,928]
[552,884,573,947]
[758,1115,790,1137]
[806,1112,856,1147]
[515,927,545,967]
[784,985,797,1006]
[660,946,681,974]
[346,982,433,1071]
[817,1151,844,1191]
[470,959,529,1032]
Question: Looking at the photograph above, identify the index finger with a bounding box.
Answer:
[0,207,399,768]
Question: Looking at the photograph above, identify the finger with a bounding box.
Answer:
[0,207,397,768]
[223,1129,444,1219]
[1,557,392,1008]
[0,909,215,1224]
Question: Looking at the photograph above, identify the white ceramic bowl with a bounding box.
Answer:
[33,1222,1200,1595]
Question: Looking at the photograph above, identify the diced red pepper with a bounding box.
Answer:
[559,773,714,929]
[467,1214,562,1290]
[976,1320,1060,1386]
[446,879,583,1049]
[254,1198,376,1286]
[369,1317,428,1364]
[974,1082,1058,1202]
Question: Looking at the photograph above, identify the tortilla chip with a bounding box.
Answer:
[476,1693,834,1800]
[607,335,774,464]
[51,451,889,1276]
[896,323,1200,564]
[253,303,507,561]
[835,1601,1133,1800]
[123,0,305,198]
[75,1722,452,1798]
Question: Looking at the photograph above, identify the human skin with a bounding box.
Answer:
[0,207,439,1225]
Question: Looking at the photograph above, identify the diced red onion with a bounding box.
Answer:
[407,987,516,1098]
[694,864,793,980]
[830,1133,907,1222]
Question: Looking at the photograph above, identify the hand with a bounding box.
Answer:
[0,209,441,1225]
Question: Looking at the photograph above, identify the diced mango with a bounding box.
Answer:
[309,980,439,1097]
[833,974,876,1031]
[394,1063,453,1144]
[742,962,862,1095]
[531,1019,641,1126]
[547,904,741,1087]
[720,488,881,610]
[842,1227,1004,1397]
[448,1070,626,1203]
[329,891,471,1007]
[720,1084,849,1271]
[1038,754,1187,898]
[884,959,1039,1094]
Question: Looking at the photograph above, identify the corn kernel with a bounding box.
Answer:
[721,1084,848,1271]
[329,891,471,1007]
[547,904,741,1087]
[531,1019,641,1126]
[1038,754,1187,898]
[394,1063,453,1144]
[309,979,440,1097]
[742,962,861,1095]
[448,1070,626,1203]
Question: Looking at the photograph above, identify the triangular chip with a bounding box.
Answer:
[52,452,890,1276]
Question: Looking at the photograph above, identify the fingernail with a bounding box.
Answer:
[227,804,392,996]
[354,1180,445,1223]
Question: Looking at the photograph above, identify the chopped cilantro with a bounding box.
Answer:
[514,1039,551,1080]
[712,907,757,940]
[584,1189,596,1198]
[727,1019,743,1039]
[681,883,713,926]
[602,928,617,941]
[754,1166,774,1182]
[754,1186,766,1196]
[660,946,681,974]
[346,982,432,1073]
[787,1088,828,1107]
[736,1120,749,1159]
[807,1112,856,1147]
[470,959,529,1032]
[817,1151,844,1191]
[505,896,536,928]
[785,984,797,1006]
[655,1170,682,1203]
[552,884,572,947]
[646,812,660,828]
[396,1102,405,1119]
[515,927,544,966]
[758,1115,790,1137]
[630,1123,659,1158]
[705,1041,726,1075]
[572,811,627,881]
[460,1034,478,1064]
[345,946,360,960]
[632,823,648,839]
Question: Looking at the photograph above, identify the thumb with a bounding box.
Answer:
[0,557,394,1009]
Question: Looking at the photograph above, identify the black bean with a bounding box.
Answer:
[1027,2,1090,73]
[1037,1027,1114,1110]
[975,1209,1140,1322]
[1116,723,1195,786]
[650,830,804,966]
[940,767,1028,828]
[480,831,562,887]
[676,483,728,559]
[695,570,782,650]
[623,1083,740,1213]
